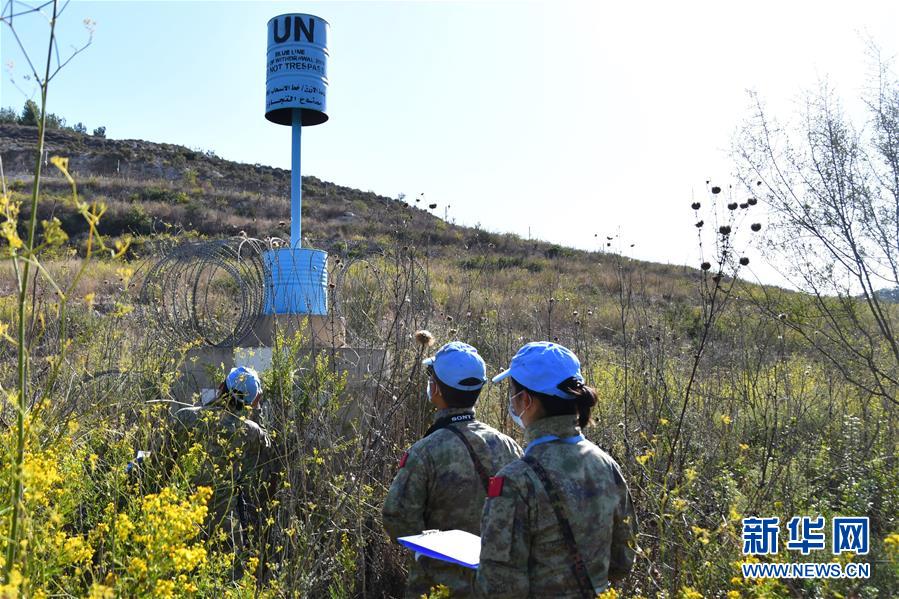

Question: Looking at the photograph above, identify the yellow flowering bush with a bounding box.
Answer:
[886,532,899,577]
[885,532,899,557]
[679,586,704,599]
[107,485,212,596]
[0,410,260,598]
[0,415,98,595]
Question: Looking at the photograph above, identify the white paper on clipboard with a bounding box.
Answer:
[397,529,481,569]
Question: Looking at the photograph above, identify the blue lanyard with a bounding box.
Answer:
[524,434,585,456]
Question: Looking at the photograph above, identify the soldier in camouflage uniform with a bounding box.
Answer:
[476,342,637,598]
[383,342,523,598]
[160,366,276,565]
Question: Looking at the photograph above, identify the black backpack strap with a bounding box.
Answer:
[522,455,596,599]
[445,425,491,493]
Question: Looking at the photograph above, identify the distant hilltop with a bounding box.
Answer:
[0,123,619,274]
[1,123,292,195]
[873,287,899,304]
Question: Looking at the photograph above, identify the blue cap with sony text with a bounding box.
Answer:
[226,366,262,404]
[492,341,584,399]
[422,341,487,391]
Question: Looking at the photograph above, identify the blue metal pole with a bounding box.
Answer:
[291,109,302,248]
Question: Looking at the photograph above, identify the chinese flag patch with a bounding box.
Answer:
[488,476,505,497]
[398,451,409,469]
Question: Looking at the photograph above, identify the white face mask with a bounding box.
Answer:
[426,379,433,402]
[508,390,527,429]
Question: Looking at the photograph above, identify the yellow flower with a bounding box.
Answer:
[22,449,63,505]
[884,532,899,558]
[113,235,132,258]
[41,217,69,246]
[154,578,176,598]
[597,588,620,599]
[679,586,704,599]
[0,569,23,596]
[88,584,115,599]
[112,302,134,317]
[115,513,136,541]
[116,266,134,285]
[1,219,24,250]
[129,556,148,577]
[171,546,207,571]
[719,414,733,425]
[177,573,198,594]
[61,534,93,564]
[739,443,749,451]
[691,526,711,545]
[727,592,741,599]
[636,451,654,466]
[685,467,698,483]
[50,155,73,184]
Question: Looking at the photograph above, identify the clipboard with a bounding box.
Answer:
[397,529,481,569]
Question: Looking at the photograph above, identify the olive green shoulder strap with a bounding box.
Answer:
[445,425,491,493]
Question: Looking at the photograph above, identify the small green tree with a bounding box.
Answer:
[92,125,106,138]
[0,106,17,124]
[44,112,65,129]
[20,99,39,126]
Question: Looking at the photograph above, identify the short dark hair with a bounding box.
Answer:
[510,377,597,428]
[428,366,482,408]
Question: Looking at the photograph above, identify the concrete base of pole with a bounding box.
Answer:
[177,343,387,406]
[174,312,385,429]
[245,313,346,347]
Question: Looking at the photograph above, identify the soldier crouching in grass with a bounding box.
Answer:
[383,339,523,598]
[147,366,278,580]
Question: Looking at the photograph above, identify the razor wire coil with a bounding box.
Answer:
[139,238,267,347]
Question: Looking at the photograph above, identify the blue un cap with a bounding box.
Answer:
[225,366,262,404]
[492,342,584,399]
[422,341,487,391]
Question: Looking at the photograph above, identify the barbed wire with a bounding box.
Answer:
[138,236,437,352]
[139,237,267,347]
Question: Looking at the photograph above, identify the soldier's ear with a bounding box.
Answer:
[520,389,534,413]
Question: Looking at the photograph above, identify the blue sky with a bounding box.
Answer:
[2,1,898,285]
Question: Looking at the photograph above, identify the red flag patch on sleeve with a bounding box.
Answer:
[488,476,505,497]
[398,451,409,469]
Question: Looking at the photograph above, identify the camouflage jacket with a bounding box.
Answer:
[383,408,523,598]
[168,405,276,532]
[475,415,637,599]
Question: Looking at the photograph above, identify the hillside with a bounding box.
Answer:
[0,123,697,291]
